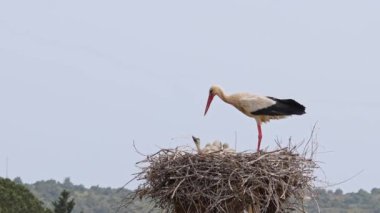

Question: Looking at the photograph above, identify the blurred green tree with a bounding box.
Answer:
[0,177,51,213]
[52,190,75,213]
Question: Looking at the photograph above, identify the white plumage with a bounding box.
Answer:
[192,136,235,155]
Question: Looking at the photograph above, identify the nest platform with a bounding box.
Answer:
[131,144,317,213]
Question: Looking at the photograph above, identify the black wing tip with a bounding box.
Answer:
[290,102,306,115]
[296,103,306,114]
[295,108,306,115]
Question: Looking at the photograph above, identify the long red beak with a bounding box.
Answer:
[204,94,215,116]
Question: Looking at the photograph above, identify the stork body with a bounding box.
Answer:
[204,85,305,151]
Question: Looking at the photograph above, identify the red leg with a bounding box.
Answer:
[257,123,262,152]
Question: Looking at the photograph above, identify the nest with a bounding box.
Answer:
[130,141,317,213]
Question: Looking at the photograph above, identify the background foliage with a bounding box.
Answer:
[0,177,51,213]
[3,177,380,213]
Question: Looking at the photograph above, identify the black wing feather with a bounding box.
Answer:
[251,97,306,116]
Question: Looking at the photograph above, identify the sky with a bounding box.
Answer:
[0,0,380,193]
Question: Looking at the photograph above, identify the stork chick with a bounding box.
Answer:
[192,136,202,154]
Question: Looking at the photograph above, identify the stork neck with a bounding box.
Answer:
[216,89,231,104]
[196,146,202,154]
[194,142,202,154]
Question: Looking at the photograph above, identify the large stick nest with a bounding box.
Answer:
[130,140,318,213]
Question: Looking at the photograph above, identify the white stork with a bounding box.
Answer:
[204,85,306,152]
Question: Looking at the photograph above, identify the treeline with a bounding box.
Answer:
[17,177,158,213]
[306,188,380,213]
[1,177,157,213]
[2,177,380,213]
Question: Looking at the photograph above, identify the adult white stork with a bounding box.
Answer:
[204,85,306,152]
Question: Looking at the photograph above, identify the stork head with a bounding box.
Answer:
[204,85,220,116]
[192,136,200,146]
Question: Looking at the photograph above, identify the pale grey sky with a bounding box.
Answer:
[1,0,380,192]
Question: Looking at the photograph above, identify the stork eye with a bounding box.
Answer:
[209,89,213,94]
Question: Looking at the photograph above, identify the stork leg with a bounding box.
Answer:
[256,123,262,152]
